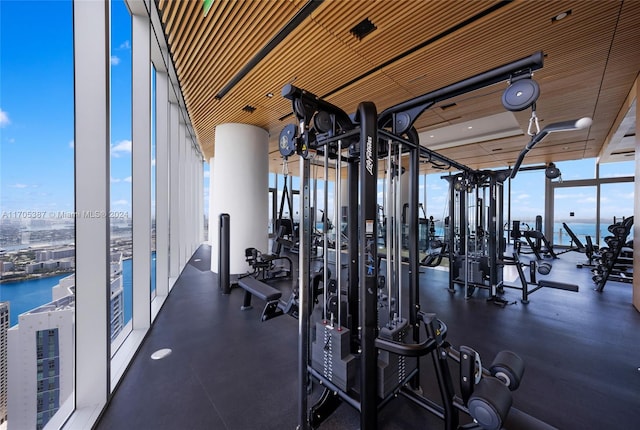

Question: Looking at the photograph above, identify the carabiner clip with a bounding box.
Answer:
[527,108,540,137]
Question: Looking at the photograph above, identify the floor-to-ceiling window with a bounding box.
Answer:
[3,1,207,427]
[598,160,635,243]
[551,158,634,246]
[0,1,75,428]
[109,0,133,353]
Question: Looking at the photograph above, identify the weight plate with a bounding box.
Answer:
[501,79,540,112]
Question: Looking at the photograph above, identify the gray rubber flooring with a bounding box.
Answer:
[95,244,640,429]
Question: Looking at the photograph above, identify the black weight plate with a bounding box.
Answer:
[502,79,540,112]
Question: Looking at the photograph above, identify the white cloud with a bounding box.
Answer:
[110,55,120,65]
[69,140,74,149]
[111,177,121,183]
[11,183,28,189]
[112,199,128,206]
[151,158,156,167]
[123,176,132,183]
[0,108,10,127]
[111,140,132,157]
[203,170,210,178]
[119,40,131,49]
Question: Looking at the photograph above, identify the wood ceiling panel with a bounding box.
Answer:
[155,0,639,173]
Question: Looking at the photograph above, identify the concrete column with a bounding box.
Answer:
[210,123,269,274]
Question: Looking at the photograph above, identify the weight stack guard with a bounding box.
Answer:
[377,317,417,398]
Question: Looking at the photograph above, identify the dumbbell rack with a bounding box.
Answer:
[593,217,633,292]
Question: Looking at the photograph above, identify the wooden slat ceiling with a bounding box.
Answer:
[157,0,640,174]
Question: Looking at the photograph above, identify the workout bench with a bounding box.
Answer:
[237,276,283,321]
[506,252,579,303]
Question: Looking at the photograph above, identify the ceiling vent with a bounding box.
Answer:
[350,18,377,40]
[242,105,256,113]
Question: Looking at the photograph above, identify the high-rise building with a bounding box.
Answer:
[0,302,9,428]
[7,296,74,430]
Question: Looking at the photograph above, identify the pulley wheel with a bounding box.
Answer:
[394,112,412,134]
[279,124,297,158]
[313,110,332,133]
[502,79,540,112]
[545,164,561,179]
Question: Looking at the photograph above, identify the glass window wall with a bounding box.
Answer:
[109,0,133,353]
[0,1,75,428]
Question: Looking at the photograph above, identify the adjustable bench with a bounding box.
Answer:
[237,276,283,321]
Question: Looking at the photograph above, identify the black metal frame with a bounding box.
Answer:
[444,171,506,298]
[283,51,546,430]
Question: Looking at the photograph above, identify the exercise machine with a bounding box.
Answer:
[281,51,558,430]
[444,170,508,298]
[500,252,578,304]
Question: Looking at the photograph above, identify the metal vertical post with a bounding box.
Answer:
[347,161,359,343]
[357,102,378,430]
[408,145,420,384]
[219,213,231,294]
[298,151,311,430]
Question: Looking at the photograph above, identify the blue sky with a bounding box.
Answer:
[1,1,75,214]
[1,0,142,217]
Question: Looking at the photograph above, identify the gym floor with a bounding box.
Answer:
[95,244,640,430]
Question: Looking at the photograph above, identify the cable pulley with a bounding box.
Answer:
[502,77,540,112]
[279,123,298,158]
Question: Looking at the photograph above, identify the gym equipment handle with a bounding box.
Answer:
[511,117,592,179]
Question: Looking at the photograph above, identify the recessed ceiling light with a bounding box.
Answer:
[266,92,274,98]
[551,10,572,22]
[467,126,473,130]
[151,348,172,360]
[430,135,435,138]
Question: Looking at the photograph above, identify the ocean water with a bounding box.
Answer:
[0,255,159,328]
[425,221,631,248]
[0,273,69,327]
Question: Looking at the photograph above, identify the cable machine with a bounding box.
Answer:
[445,170,509,298]
[281,51,560,430]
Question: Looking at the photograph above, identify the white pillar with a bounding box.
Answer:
[210,123,268,273]
[155,71,169,299]
[208,157,215,245]
[73,0,109,414]
[131,11,151,330]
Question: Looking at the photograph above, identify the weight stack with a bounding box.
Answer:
[311,321,356,392]
[377,318,417,398]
